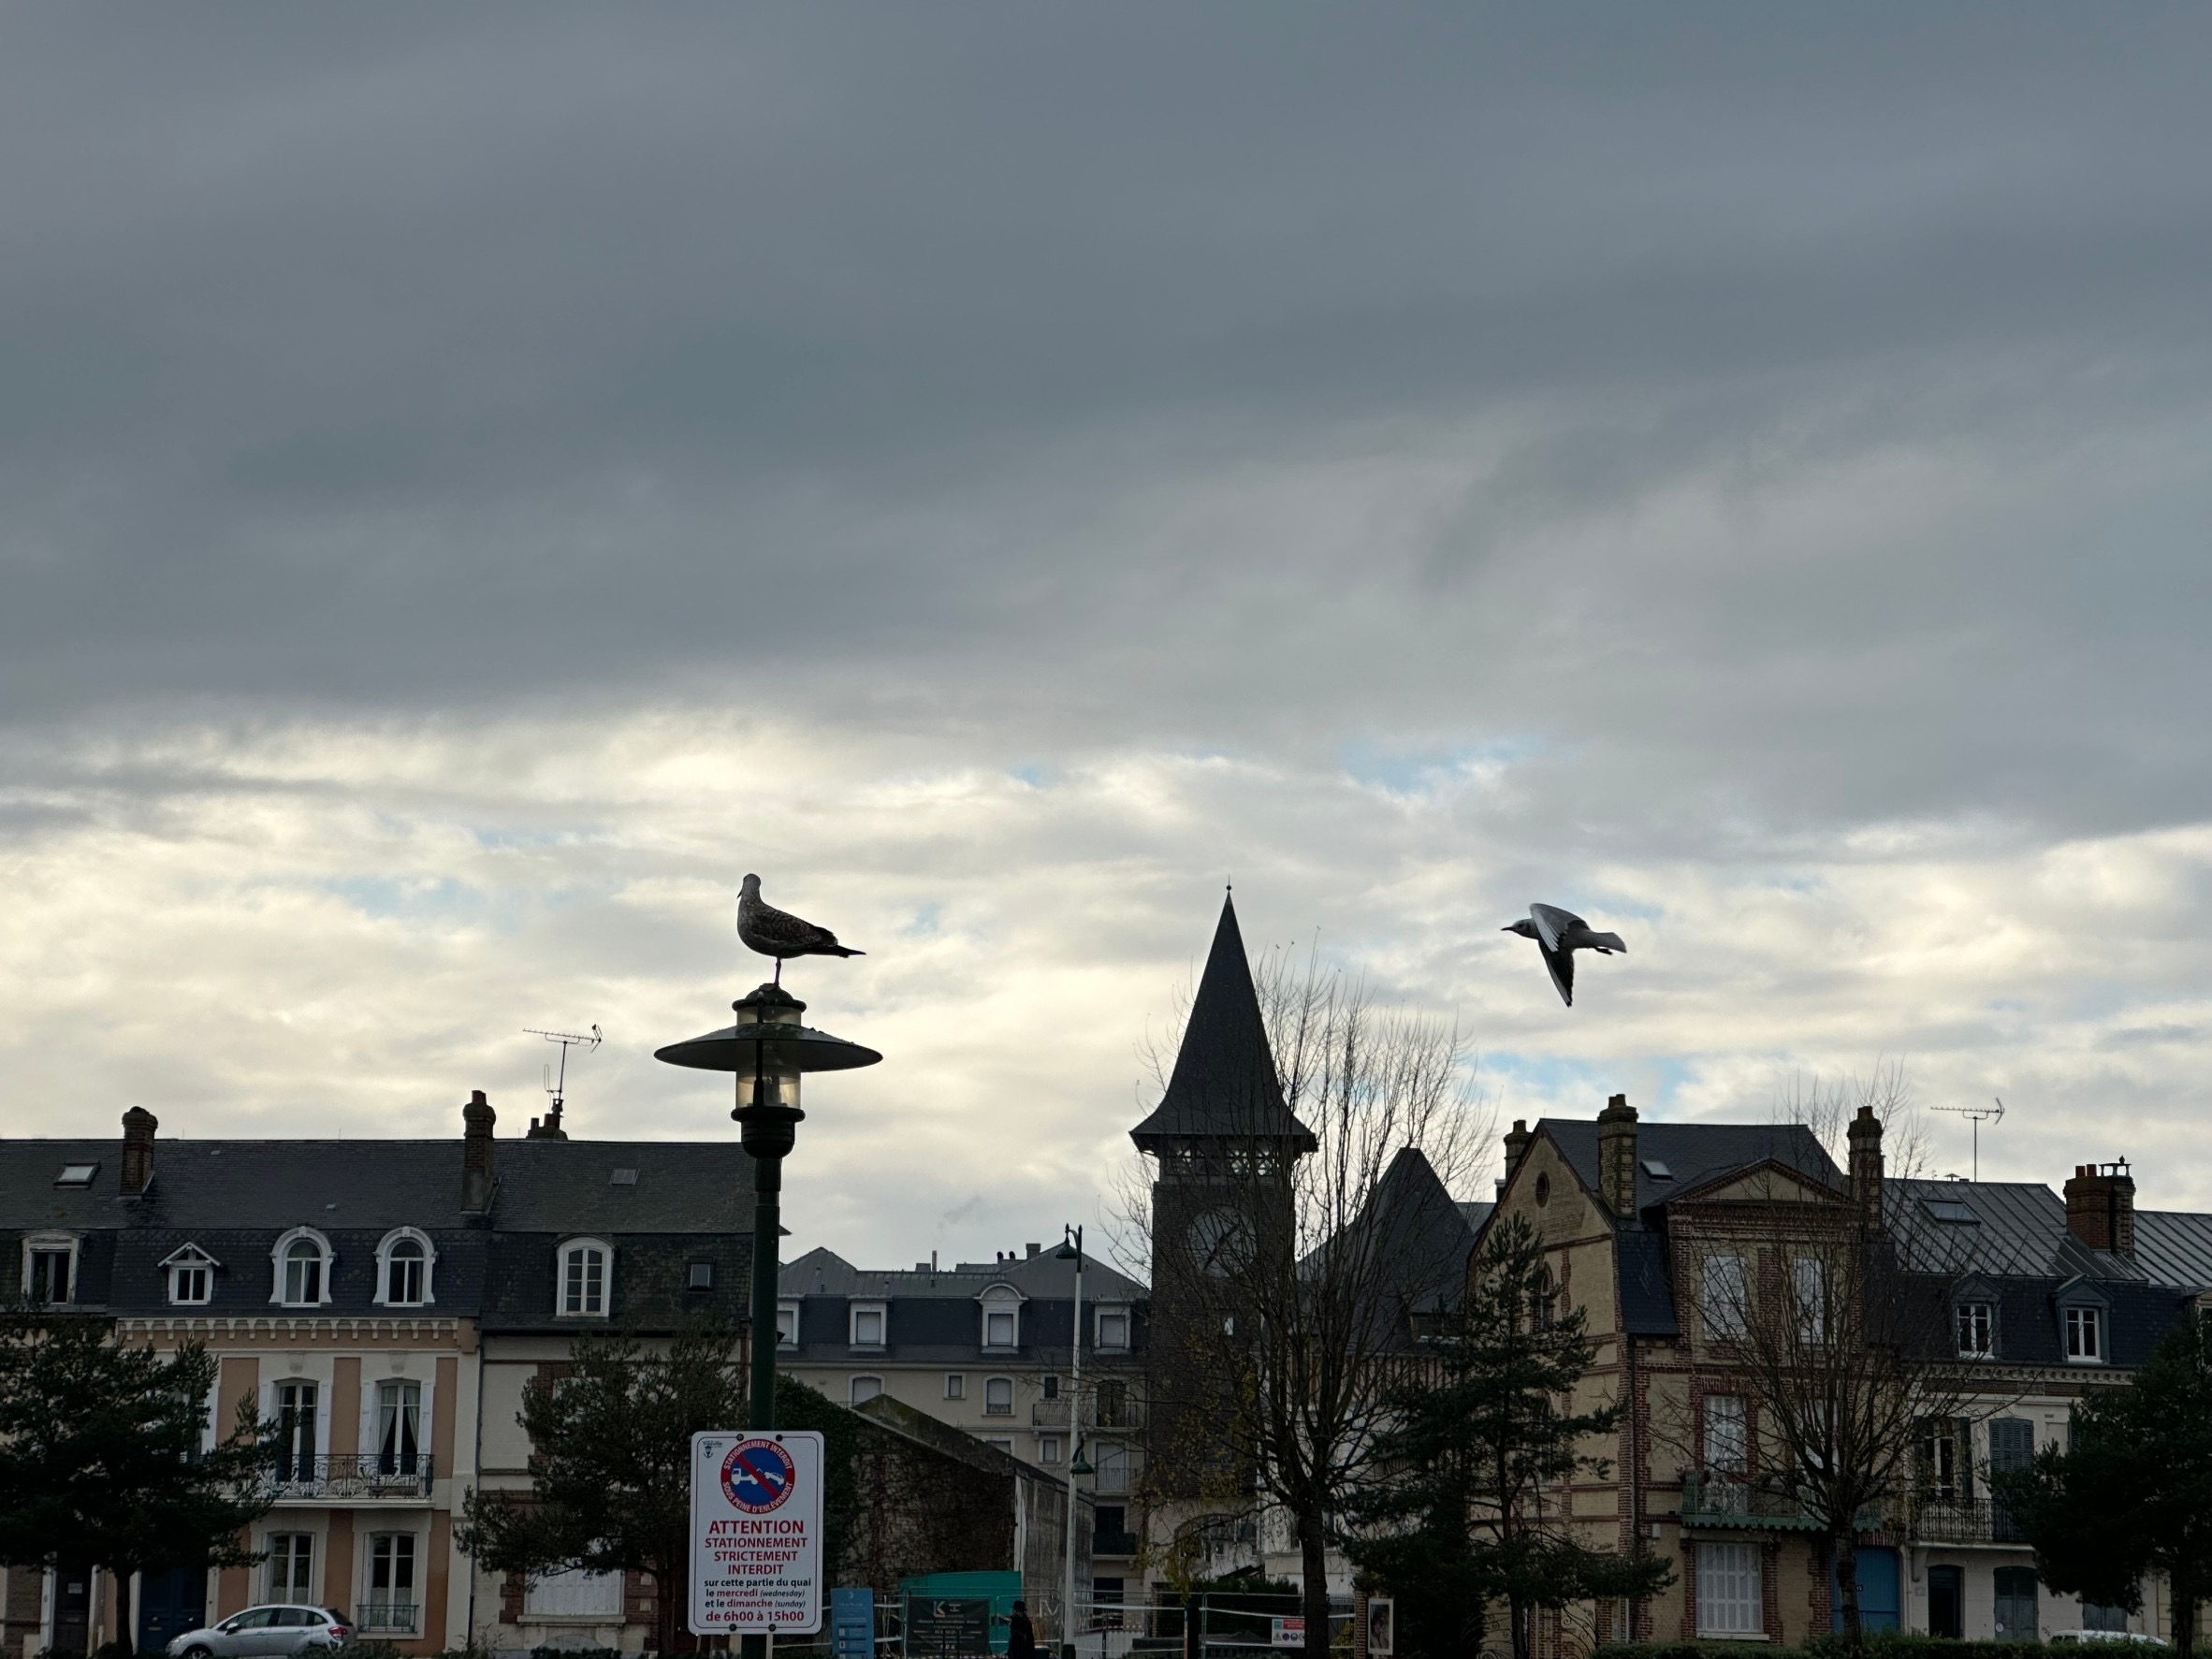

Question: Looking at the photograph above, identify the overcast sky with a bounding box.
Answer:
[5,6,2211,1267]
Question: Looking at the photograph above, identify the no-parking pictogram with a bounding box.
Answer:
[720,1437,797,1513]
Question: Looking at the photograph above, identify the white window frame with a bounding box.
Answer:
[1701,1254,1749,1341]
[982,1375,1015,1417]
[1792,1257,1826,1343]
[373,1229,436,1308]
[558,1238,612,1318]
[979,1283,1024,1350]
[777,1300,800,1347]
[362,1530,419,1633]
[2065,1303,2105,1363]
[944,1373,967,1400]
[849,1301,888,1348]
[1095,1305,1131,1350]
[22,1231,80,1305]
[1696,1540,1764,1637]
[1039,1435,1063,1464]
[524,1567,625,1619]
[270,1227,335,1308]
[981,1435,1015,1452]
[266,1530,316,1602]
[850,1375,883,1405]
[1703,1394,1748,1475]
[162,1243,220,1306]
[1957,1300,1995,1359]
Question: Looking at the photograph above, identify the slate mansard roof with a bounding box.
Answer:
[0,1128,756,1331]
[779,1244,1148,1364]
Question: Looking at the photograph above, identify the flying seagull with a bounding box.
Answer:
[736,874,866,983]
[1503,902,1625,1008]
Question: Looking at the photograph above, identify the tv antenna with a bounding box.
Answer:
[1933,1097,2006,1182]
[525,1025,602,1138]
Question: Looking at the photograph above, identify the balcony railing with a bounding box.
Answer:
[1091,1530,1142,1558]
[355,1601,419,1634]
[1910,1496,2029,1546]
[1680,1472,1890,1535]
[1028,1399,1147,1430]
[265,1453,433,1500]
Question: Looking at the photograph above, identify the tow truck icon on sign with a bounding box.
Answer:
[720,1438,797,1514]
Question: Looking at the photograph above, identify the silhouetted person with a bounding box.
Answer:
[1007,1600,1037,1659]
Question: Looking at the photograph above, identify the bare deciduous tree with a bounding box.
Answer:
[1117,939,1491,1659]
[1695,1071,1995,1651]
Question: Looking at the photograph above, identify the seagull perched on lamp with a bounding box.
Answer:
[1504,902,1625,1007]
[737,874,866,983]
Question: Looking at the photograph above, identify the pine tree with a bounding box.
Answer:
[0,1313,270,1654]
[1347,1216,1669,1659]
[1995,1308,2212,1659]
[457,1319,750,1653]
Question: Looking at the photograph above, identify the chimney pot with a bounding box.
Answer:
[121,1106,158,1197]
[462,1090,497,1215]
[1597,1094,1638,1217]
[2065,1160,2136,1259]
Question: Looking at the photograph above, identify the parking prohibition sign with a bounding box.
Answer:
[691,1430,824,1635]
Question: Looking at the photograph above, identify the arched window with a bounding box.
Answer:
[850,1375,883,1405]
[270,1228,334,1307]
[978,1283,1024,1349]
[559,1239,611,1317]
[983,1375,1014,1416]
[374,1230,437,1307]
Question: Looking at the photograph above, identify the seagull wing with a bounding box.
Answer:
[1530,903,1580,953]
[1540,939,1575,1007]
[745,901,832,953]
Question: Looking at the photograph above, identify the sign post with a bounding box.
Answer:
[832,1588,875,1659]
[691,1430,826,1637]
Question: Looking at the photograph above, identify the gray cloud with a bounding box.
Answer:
[5,7,2212,1257]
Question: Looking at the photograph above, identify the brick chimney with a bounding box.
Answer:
[1848,1105,1884,1218]
[462,1090,497,1215]
[1499,1119,1534,1198]
[2065,1161,2136,1258]
[121,1106,158,1196]
[1597,1094,1638,1217]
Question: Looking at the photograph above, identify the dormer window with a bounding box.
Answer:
[270,1228,334,1307]
[163,1244,219,1305]
[375,1230,436,1307]
[850,1302,888,1348]
[23,1234,78,1304]
[560,1239,611,1317]
[778,1301,800,1347]
[1096,1306,1131,1350]
[979,1283,1023,1350]
[2065,1303,2105,1363]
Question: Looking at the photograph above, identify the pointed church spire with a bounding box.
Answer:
[1130,893,1317,1154]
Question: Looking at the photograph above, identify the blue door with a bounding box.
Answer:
[1833,1548,1900,1632]
[138,1565,210,1653]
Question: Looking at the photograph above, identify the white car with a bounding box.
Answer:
[166,1605,353,1657]
[2049,1635,2168,1648]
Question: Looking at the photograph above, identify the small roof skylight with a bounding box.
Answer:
[1923,1197,1980,1225]
[54,1163,97,1187]
[1640,1159,1673,1180]
[610,1169,639,1186]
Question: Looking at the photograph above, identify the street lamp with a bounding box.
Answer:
[1054,1226,1086,1659]
[655,980,881,1659]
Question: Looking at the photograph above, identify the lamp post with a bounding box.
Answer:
[1053,1226,1086,1659]
[656,980,881,1659]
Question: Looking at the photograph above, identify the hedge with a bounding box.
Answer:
[1594,1640,2118,1659]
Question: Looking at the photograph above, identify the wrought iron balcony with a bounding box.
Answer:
[1910,1496,2029,1546]
[1680,1471,1860,1533]
[265,1453,433,1500]
[355,1601,419,1634]
[1033,1400,1071,1427]
[1028,1398,1146,1430]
